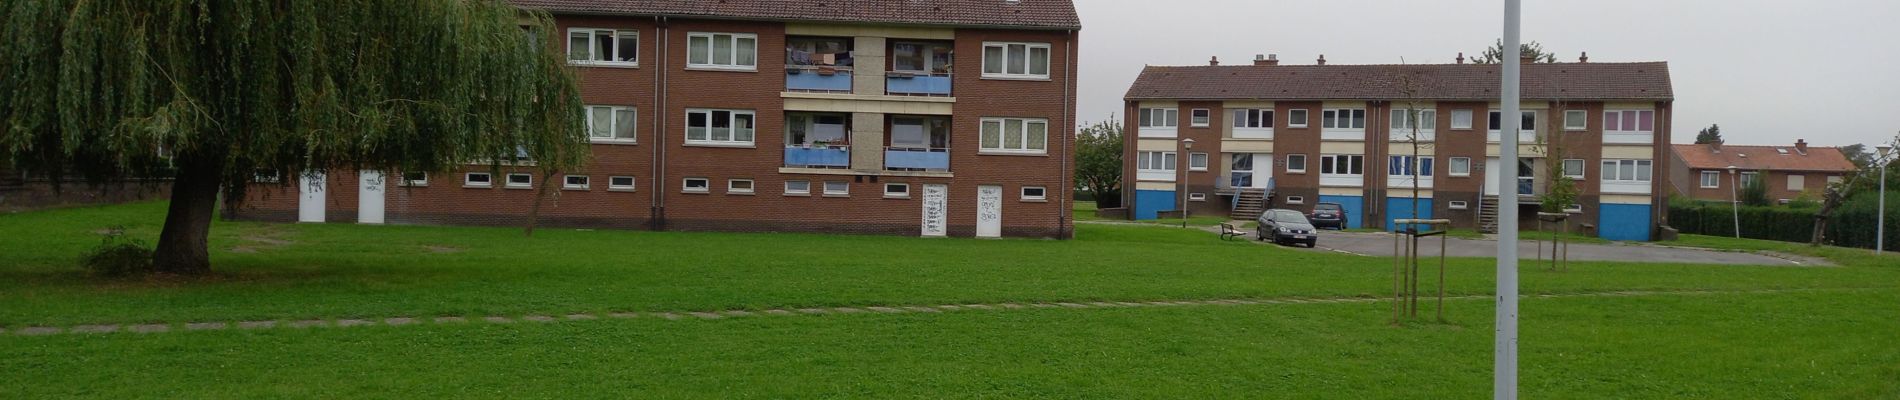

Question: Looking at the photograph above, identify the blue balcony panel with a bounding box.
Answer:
[787,70,853,92]
[785,147,850,168]
[886,75,951,96]
[885,149,949,170]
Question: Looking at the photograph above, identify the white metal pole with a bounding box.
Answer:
[1879,159,1887,254]
[1495,1,1521,399]
[1731,169,1741,238]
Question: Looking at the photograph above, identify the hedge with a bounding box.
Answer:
[1669,191,1899,250]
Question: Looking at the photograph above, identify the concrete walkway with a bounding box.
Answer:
[1277,229,1830,266]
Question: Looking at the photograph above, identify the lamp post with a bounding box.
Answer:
[1181,138,1195,228]
[1495,1,1523,397]
[1878,144,1891,255]
[1728,165,1741,239]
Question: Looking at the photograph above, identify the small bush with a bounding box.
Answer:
[83,227,155,277]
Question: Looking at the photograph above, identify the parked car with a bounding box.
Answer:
[1256,209,1318,247]
[1309,202,1348,230]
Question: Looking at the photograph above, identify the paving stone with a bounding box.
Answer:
[796,308,831,314]
[1114,302,1148,307]
[16,327,62,336]
[288,320,328,328]
[186,322,229,331]
[763,309,796,316]
[1030,303,1060,308]
[566,314,599,320]
[433,316,468,324]
[655,313,683,320]
[1228,299,1261,305]
[70,325,120,334]
[721,310,755,317]
[902,306,941,313]
[335,319,374,327]
[237,321,278,329]
[128,324,170,333]
[1053,303,1087,308]
[866,307,906,313]
[607,312,640,319]
[481,316,514,324]
[688,312,724,319]
[830,307,866,314]
[522,315,556,322]
[380,318,416,326]
[1144,301,1176,306]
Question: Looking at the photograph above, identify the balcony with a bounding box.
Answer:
[784,145,850,168]
[886,72,952,96]
[785,66,853,93]
[885,147,949,171]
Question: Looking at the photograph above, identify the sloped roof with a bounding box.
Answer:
[511,0,1081,30]
[1124,62,1672,101]
[1672,144,1858,173]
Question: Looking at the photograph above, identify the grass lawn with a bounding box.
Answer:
[3,201,1899,398]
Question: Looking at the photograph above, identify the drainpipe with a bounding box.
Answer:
[1060,30,1075,239]
[651,16,669,231]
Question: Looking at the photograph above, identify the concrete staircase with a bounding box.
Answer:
[1478,195,1500,234]
[1229,188,1270,221]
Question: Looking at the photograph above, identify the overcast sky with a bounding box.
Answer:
[1074,0,1900,148]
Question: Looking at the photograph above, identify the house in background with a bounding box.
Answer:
[232,0,1081,239]
[1120,53,1675,241]
[1669,140,1856,203]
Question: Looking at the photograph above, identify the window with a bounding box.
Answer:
[401,172,428,187]
[1231,109,1274,128]
[1137,151,1177,172]
[1741,171,1759,185]
[567,28,638,65]
[1563,204,1584,213]
[1190,109,1211,127]
[682,177,710,193]
[1321,109,1367,129]
[1138,108,1178,128]
[506,173,533,188]
[892,41,953,74]
[1700,171,1720,188]
[1022,186,1048,201]
[889,115,950,149]
[1188,153,1209,171]
[686,32,757,70]
[1320,155,1365,176]
[1562,159,1586,179]
[1387,156,1434,177]
[254,169,281,183]
[1286,196,1305,205]
[465,172,492,187]
[1188,192,1206,202]
[1286,154,1308,173]
[1488,110,1537,131]
[1564,110,1588,131]
[609,176,637,191]
[1449,157,1472,177]
[979,117,1048,154]
[981,42,1051,79]
[1599,159,1653,182]
[1828,175,1844,185]
[786,112,850,147]
[563,175,590,190]
[1604,110,1656,132]
[1450,109,1473,130]
[1390,109,1436,131]
[884,183,910,198]
[823,181,849,196]
[1449,201,1469,210]
[784,180,811,195]
[686,109,756,145]
[587,105,637,142]
[1788,175,1805,191]
[727,179,755,194]
[1288,109,1309,128]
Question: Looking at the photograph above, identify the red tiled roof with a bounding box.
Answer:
[1672,144,1857,173]
[510,0,1081,30]
[1124,62,1672,101]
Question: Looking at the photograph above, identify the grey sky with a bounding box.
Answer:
[1075,0,1900,148]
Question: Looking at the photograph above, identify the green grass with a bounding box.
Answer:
[4,201,1899,398]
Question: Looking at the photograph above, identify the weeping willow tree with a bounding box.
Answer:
[0,0,589,274]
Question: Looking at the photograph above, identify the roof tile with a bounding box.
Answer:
[510,0,1081,30]
[1125,62,1673,101]
[1672,144,1857,173]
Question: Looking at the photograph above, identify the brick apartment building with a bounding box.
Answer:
[1121,54,1675,241]
[1669,140,1856,203]
[232,0,1081,238]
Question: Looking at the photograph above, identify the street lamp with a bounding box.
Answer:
[1727,165,1741,239]
[1180,138,1195,228]
[1878,144,1892,255]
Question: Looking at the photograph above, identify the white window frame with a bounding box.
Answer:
[980,41,1052,80]
[586,105,637,143]
[567,28,639,66]
[1487,110,1539,142]
[1564,109,1588,131]
[563,175,590,190]
[1449,200,1469,210]
[1599,159,1654,198]
[979,117,1049,155]
[682,177,711,193]
[1286,196,1306,205]
[1188,152,1209,171]
[1450,109,1473,130]
[728,179,755,194]
[465,172,492,188]
[784,180,812,196]
[1286,154,1308,174]
[1189,109,1211,127]
[1562,159,1587,180]
[685,109,756,146]
[1138,108,1178,128]
[1231,108,1275,139]
[401,172,428,187]
[1563,203,1584,213]
[1187,192,1206,202]
[1319,154,1365,187]
[823,181,849,197]
[1321,109,1367,129]
[1449,157,1472,177]
[608,176,637,191]
[1389,108,1436,141]
[1787,174,1805,191]
[686,32,757,71]
[1022,186,1048,201]
[884,183,910,199]
[1287,109,1310,128]
[1699,171,1720,189]
[505,173,533,189]
[1136,151,1177,181]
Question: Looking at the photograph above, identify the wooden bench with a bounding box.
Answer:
[1219,222,1249,240]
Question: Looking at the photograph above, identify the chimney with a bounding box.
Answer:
[1254,54,1279,66]
[1520,54,1537,64]
[1456,52,1465,64]
[1578,51,1589,63]
[1795,139,1809,154]
[1209,56,1220,66]
[1316,54,1327,65]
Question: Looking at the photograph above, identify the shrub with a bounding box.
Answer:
[82,227,155,277]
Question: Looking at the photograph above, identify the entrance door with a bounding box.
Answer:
[1483,157,1501,196]
[358,170,386,224]
[1517,158,1536,196]
[976,185,1003,238]
[298,172,326,223]
[1229,153,1274,189]
[920,184,948,237]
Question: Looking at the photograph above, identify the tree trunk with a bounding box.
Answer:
[152,159,224,274]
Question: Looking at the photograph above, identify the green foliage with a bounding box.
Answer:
[1075,116,1124,208]
[1740,171,1771,207]
[1694,124,1723,144]
[1670,190,1897,250]
[1473,38,1559,64]
[80,227,154,277]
